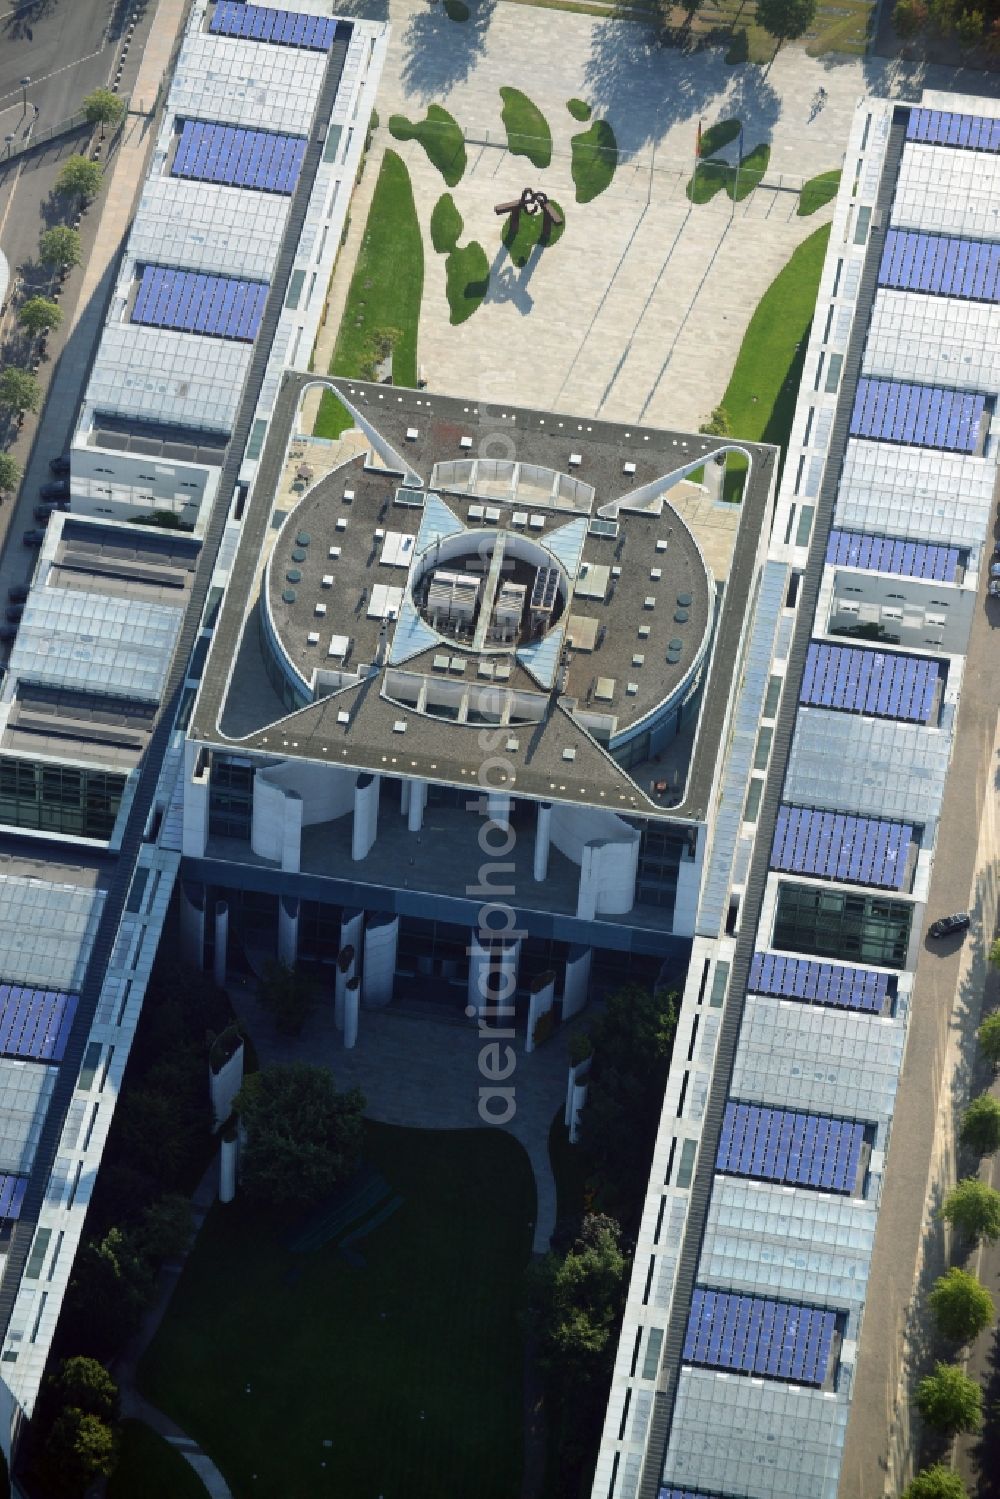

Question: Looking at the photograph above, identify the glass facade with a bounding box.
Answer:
[772,881,912,968]
[208,756,254,840]
[637,824,692,910]
[0,759,124,841]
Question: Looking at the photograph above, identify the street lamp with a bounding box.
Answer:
[4,134,13,162]
[20,78,30,115]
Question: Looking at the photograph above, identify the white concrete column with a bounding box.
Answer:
[569,1080,589,1143]
[673,828,704,937]
[210,1038,245,1129]
[400,778,411,816]
[179,881,206,969]
[281,790,303,873]
[487,791,510,830]
[213,900,229,988]
[407,777,427,833]
[341,907,363,957]
[182,744,210,857]
[577,843,599,922]
[562,944,592,1019]
[219,1132,238,1204]
[533,801,552,882]
[525,970,556,1054]
[363,913,398,1008]
[352,773,379,861]
[565,1056,592,1128]
[334,947,354,1030]
[467,928,490,1019]
[277,895,299,968]
[343,976,360,1049]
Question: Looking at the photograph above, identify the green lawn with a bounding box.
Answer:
[109,1420,210,1499]
[389,105,467,187]
[700,117,740,157]
[798,169,842,216]
[718,222,830,497]
[728,142,769,201]
[500,86,552,169]
[138,1124,535,1499]
[687,141,769,204]
[327,149,423,389]
[503,200,565,267]
[570,120,618,204]
[314,392,355,440]
[567,97,592,122]
[446,241,491,324]
[431,192,464,255]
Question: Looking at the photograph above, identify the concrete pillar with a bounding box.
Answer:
[565,1056,591,1127]
[407,777,427,833]
[341,907,363,959]
[219,1132,238,1204]
[182,744,210,857]
[562,944,592,1020]
[569,1080,589,1144]
[281,790,303,874]
[494,938,520,1026]
[343,976,360,1049]
[400,778,411,816]
[577,843,598,922]
[363,913,398,1008]
[335,946,354,1031]
[210,1036,245,1129]
[487,791,510,830]
[533,801,552,882]
[467,928,490,1020]
[526,971,556,1054]
[277,894,299,968]
[179,881,206,969]
[352,773,379,861]
[213,900,229,988]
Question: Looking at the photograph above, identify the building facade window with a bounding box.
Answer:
[0,759,124,840]
[772,881,911,968]
[208,756,254,840]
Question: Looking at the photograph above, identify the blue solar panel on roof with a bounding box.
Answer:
[0,1174,27,1221]
[659,1491,722,1499]
[682,1288,837,1386]
[907,107,1000,151]
[131,266,267,342]
[851,377,985,454]
[827,529,960,582]
[172,120,306,195]
[210,0,337,49]
[0,983,78,1062]
[770,804,914,890]
[801,641,940,724]
[880,228,1000,304]
[717,1102,864,1194]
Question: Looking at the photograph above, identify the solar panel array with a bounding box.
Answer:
[907,107,1000,151]
[718,1103,865,1194]
[801,642,938,724]
[210,0,337,49]
[879,228,1000,304]
[771,805,913,890]
[827,528,960,582]
[683,1289,836,1386]
[530,566,560,611]
[850,377,985,453]
[0,1175,27,1222]
[659,1491,718,1499]
[132,266,268,342]
[749,952,890,1013]
[172,121,306,194]
[0,983,78,1062]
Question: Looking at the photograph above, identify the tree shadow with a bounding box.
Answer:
[399,0,498,102]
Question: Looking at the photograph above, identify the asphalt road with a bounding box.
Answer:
[0,0,123,142]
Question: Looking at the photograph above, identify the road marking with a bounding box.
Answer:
[0,44,111,113]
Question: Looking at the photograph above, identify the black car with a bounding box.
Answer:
[33,505,53,524]
[39,480,69,500]
[48,455,70,476]
[7,584,28,604]
[929,912,971,939]
[22,530,45,547]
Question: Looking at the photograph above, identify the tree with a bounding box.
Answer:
[18,297,62,338]
[133,1192,193,1264]
[699,405,731,438]
[38,225,82,273]
[902,1466,969,1499]
[258,959,318,1036]
[960,1093,1000,1155]
[0,454,20,495]
[915,1361,982,1434]
[43,1408,117,1495]
[0,367,40,414]
[236,1063,365,1210]
[60,1227,152,1358]
[977,1008,1000,1065]
[940,1177,1000,1243]
[893,0,928,33]
[755,0,818,41]
[46,1357,119,1423]
[55,155,103,204]
[82,87,125,138]
[955,5,984,43]
[928,1266,994,1343]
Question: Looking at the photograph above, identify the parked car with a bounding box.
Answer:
[48,455,70,476]
[990,579,1000,598]
[0,625,17,643]
[39,480,69,500]
[22,530,45,547]
[5,608,22,625]
[33,505,54,524]
[929,912,971,939]
[7,584,28,604]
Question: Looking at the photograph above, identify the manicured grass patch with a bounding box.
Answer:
[502,200,565,267]
[686,158,729,204]
[446,241,490,324]
[109,1420,210,1499]
[549,1109,588,1228]
[444,0,470,16]
[430,192,463,254]
[699,117,740,157]
[571,120,618,204]
[727,142,769,201]
[389,105,466,187]
[328,149,422,389]
[139,1125,534,1499]
[567,97,592,122]
[719,223,830,493]
[314,391,356,440]
[798,169,841,216]
[500,86,552,169]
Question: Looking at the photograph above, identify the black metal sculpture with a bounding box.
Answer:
[494,187,564,246]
